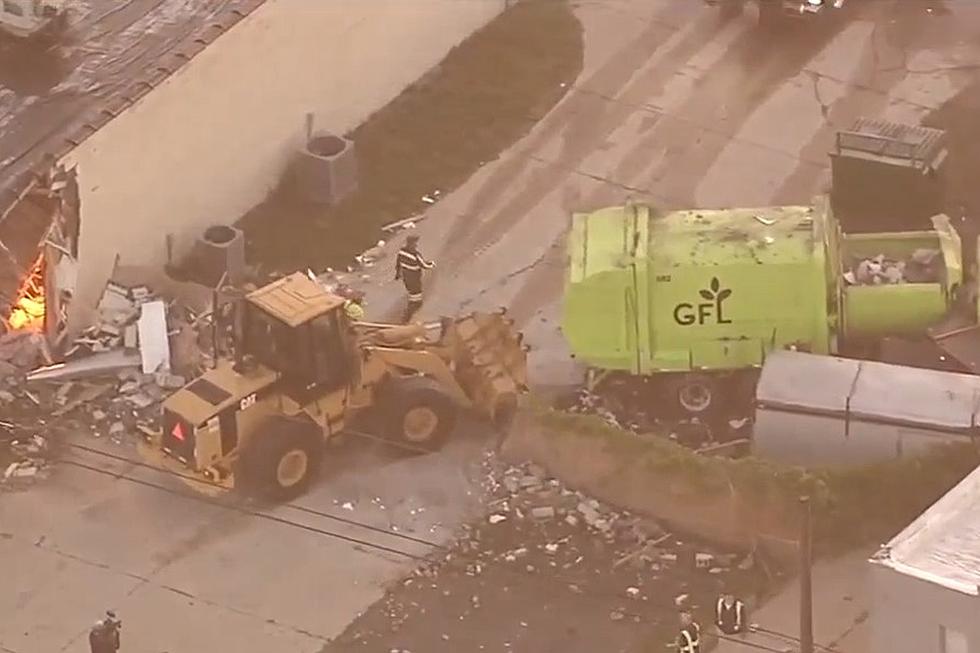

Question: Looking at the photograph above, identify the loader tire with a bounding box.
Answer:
[383,376,458,451]
[666,373,718,416]
[237,418,322,502]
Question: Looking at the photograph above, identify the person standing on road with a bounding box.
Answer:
[677,610,701,653]
[715,592,747,635]
[89,610,121,653]
[394,234,434,323]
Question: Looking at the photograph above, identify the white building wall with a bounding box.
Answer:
[871,564,980,653]
[59,0,505,325]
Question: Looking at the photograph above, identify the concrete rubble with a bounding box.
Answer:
[1,433,50,489]
[337,452,764,651]
[0,277,215,478]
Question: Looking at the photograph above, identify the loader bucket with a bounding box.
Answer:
[451,310,529,428]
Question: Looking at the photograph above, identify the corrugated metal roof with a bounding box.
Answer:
[873,464,980,596]
[835,117,947,166]
[0,0,269,290]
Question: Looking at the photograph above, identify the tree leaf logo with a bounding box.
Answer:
[700,277,724,300]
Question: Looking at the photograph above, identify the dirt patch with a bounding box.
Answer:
[923,77,980,263]
[320,459,766,653]
[239,0,584,273]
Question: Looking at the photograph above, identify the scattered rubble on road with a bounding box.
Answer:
[562,388,752,452]
[1,433,50,489]
[843,249,943,286]
[326,455,767,652]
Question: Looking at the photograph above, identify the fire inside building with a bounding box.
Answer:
[6,254,46,332]
[0,161,79,351]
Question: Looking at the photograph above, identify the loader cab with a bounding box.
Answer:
[237,274,357,399]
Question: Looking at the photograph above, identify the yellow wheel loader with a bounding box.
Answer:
[140,272,528,500]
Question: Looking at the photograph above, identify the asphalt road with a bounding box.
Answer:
[3,1,980,651]
[0,430,489,652]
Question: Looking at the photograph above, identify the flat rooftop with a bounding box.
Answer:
[872,464,980,595]
[0,0,265,302]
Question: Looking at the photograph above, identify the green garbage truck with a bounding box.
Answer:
[562,198,963,414]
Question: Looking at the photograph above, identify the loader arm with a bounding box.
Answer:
[366,310,528,425]
[366,347,473,407]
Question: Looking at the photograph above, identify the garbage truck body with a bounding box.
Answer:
[563,200,963,413]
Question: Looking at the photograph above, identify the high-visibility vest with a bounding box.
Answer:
[678,623,700,653]
[395,248,433,277]
[344,301,364,321]
[716,598,745,632]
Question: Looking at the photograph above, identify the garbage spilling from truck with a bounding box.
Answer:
[844,249,944,286]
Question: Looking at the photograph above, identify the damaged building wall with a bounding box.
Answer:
[57,0,506,328]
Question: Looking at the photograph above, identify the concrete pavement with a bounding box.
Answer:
[0,431,488,652]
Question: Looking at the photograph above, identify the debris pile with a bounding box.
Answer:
[562,388,751,451]
[338,455,765,652]
[1,278,209,472]
[27,281,185,382]
[0,330,53,375]
[475,460,749,579]
[844,248,943,286]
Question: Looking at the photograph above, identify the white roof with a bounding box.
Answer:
[872,464,980,595]
[757,350,980,431]
[756,351,859,413]
[848,358,980,430]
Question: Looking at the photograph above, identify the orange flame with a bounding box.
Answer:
[5,254,45,332]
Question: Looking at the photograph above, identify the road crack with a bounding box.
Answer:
[806,71,831,121]
[457,248,553,312]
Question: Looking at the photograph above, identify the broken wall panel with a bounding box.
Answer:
[57,0,506,330]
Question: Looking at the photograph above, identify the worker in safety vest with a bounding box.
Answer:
[394,234,434,323]
[715,592,746,635]
[676,610,701,653]
[343,289,366,322]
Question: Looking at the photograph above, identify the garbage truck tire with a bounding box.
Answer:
[667,374,718,416]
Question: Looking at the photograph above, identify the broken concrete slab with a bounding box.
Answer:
[137,300,171,374]
[154,372,186,390]
[126,393,155,409]
[27,350,141,382]
[124,325,138,349]
[530,506,555,520]
[98,281,134,313]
